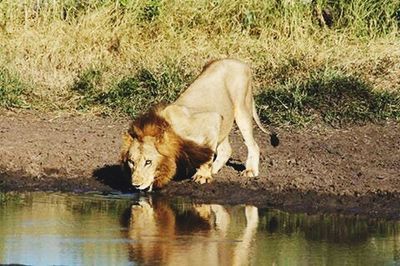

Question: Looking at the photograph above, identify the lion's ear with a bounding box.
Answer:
[120,132,134,163]
[128,122,142,140]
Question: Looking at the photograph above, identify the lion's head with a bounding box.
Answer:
[121,106,213,191]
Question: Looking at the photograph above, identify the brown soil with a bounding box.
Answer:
[1,110,399,218]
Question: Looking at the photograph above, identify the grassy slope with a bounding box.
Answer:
[0,0,399,126]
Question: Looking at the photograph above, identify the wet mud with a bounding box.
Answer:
[0,110,399,218]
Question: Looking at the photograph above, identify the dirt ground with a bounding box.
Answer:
[0,110,399,219]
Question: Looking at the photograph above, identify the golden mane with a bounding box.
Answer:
[124,105,214,188]
[128,104,169,141]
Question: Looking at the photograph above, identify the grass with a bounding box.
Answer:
[0,68,29,109]
[256,70,400,127]
[71,62,192,116]
[70,66,400,126]
[0,0,399,126]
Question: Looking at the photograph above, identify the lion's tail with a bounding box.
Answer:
[252,102,268,133]
[252,101,278,136]
[252,102,280,147]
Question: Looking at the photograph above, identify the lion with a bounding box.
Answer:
[121,58,269,191]
[122,197,259,265]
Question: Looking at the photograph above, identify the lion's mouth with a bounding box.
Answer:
[134,182,154,192]
[143,184,153,192]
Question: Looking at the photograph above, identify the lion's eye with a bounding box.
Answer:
[145,160,152,166]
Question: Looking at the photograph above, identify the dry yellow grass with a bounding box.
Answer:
[0,0,399,113]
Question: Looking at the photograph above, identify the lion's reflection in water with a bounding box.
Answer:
[120,197,259,266]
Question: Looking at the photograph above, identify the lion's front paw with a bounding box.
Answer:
[192,174,213,184]
[193,204,212,219]
[242,169,258,178]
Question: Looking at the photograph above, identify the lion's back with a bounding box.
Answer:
[174,59,251,113]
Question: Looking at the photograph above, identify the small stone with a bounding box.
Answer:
[287,159,297,165]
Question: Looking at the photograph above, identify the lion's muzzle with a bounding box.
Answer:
[132,175,154,191]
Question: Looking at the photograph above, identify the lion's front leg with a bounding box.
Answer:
[190,112,222,185]
[163,105,223,184]
[192,161,214,184]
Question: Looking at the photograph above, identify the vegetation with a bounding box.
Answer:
[256,70,400,126]
[0,68,29,109]
[0,0,399,126]
[71,63,191,116]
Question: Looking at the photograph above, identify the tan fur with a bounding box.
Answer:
[121,58,267,190]
[124,198,259,265]
[121,107,213,189]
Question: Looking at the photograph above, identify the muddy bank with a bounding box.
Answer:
[0,110,399,218]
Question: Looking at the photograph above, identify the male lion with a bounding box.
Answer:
[121,58,269,191]
[123,198,259,265]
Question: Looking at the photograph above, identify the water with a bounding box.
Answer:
[0,193,399,266]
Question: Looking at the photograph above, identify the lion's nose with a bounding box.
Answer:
[132,177,142,186]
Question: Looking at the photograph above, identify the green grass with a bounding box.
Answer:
[0,68,29,109]
[0,0,399,126]
[256,71,400,127]
[72,63,192,117]
[71,65,400,126]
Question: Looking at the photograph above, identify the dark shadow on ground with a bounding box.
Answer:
[226,159,246,172]
[93,164,135,192]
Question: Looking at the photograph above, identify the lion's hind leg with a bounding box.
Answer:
[235,104,260,178]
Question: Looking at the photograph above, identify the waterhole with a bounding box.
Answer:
[0,192,399,265]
